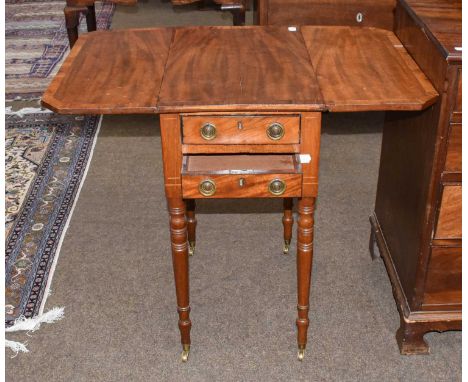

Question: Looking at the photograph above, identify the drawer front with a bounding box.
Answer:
[182,173,302,198]
[445,123,462,172]
[454,71,461,113]
[182,115,300,145]
[264,0,395,30]
[423,246,461,308]
[434,185,462,239]
[451,69,461,123]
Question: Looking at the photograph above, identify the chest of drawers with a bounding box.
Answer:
[370,0,461,355]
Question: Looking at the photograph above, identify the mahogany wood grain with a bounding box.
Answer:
[400,0,461,62]
[259,0,395,30]
[434,185,462,239]
[296,197,315,351]
[42,28,173,114]
[158,26,324,113]
[182,115,300,145]
[301,26,438,112]
[182,173,302,198]
[444,123,461,173]
[182,144,299,154]
[454,72,461,112]
[300,113,321,197]
[422,246,461,307]
[160,114,184,198]
[168,198,192,347]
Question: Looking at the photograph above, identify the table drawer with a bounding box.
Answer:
[181,154,302,198]
[182,115,300,145]
[434,185,462,239]
[423,246,461,308]
[445,123,462,172]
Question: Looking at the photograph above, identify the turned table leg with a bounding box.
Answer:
[186,199,197,256]
[168,198,192,362]
[85,4,97,32]
[296,197,315,361]
[282,198,294,254]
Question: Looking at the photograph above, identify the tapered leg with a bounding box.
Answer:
[282,198,294,254]
[64,6,82,48]
[369,227,380,260]
[186,199,197,256]
[168,198,192,362]
[296,197,315,361]
[85,4,97,32]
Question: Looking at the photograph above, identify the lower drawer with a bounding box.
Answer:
[423,246,462,308]
[434,185,462,239]
[181,154,302,198]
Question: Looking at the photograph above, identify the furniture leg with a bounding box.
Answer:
[369,226,380,260]
[232,8,246,25]
[85,4,97,32]
[64,6,83,48]
[396,317,430,355]
[168,198,192,362]
[296,197,315,361]
[282,198,294,254]
[186,199,197,256]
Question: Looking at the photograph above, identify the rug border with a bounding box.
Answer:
[37,115,103,316]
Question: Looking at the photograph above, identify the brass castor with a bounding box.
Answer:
[181,344,190,362]
[283,240,290,255]
[297,345,306,361]
[188,242,195,257]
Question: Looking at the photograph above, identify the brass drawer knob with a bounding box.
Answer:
[266,122,285,141]
[269,179,286,196]
[199,179,216,196]
[200,123,216,140]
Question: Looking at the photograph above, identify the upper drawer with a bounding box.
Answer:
[445,123,462,173]
[455,71,462,113]
[434,185,462,240]
[181,115,300,145]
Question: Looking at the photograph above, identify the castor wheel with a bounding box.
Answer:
[188,242,195,257]
[283,240,290,255]
[297,345,306,361]
[181,344,190,362]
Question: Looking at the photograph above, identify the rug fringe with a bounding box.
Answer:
[6,307,65,333]
[5,340,29,355]
[5,106,52,118]
[5,307,65,355]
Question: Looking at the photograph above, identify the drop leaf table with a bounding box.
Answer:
[42,25,438,361]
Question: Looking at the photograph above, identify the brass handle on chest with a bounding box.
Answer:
[269,179,286,196]
[199,179,216,196]
[200,123,216,140]
[266,122,285,141]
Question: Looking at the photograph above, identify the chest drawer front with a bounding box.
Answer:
[423,246,461,308]
[182,115,300,145]
[434,185,462,239]
[455,71,462,113]
[182,173,302,199]
[445,123,462,172]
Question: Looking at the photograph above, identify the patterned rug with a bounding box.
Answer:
[5,113,101,326]
[6,0,115,100]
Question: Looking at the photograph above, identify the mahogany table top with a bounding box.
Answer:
[41,25,438,114]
